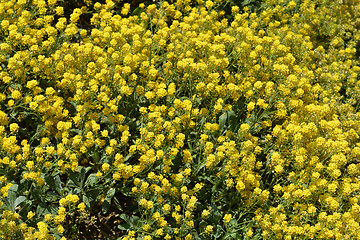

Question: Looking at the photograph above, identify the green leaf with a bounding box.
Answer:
[19,200,32,219]
[14,196,26,208]
[129,215,139,225]
[36,202,47,216]
[105,188,115,201]
[83,195,90,208]
[45,191,58,202]
[118,224,129,231]
[8,184,18,194]
[242,0,252,5]
[45,175,62,193]
[102,199,111,214]
[47,205,58,215]
[5,184,19,212]
[80,166,92,186]
[199,220,207,229]
[102,188,116,214]
[85,173,97,187]
[227,110,236,118]
[132,7,144,16]
[230,233,241,239]
[66,169,80,188]
[123,154,133,162]
[92,152,100,163]
[86,189,100,203]
[219,113,227,131]
[120,213,130,223]
[69,128,82,135]
[214,224,223,238]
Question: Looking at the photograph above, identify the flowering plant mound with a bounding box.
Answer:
[1,0,360,239]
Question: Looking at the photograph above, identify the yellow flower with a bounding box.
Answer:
[156,228,163,236]
[223,213,232,223]
[9,160,16,168]
[9,123,19,132]
[101,130,108,138]
[45,214,52,221]
[236,180,245,191]
[283,192,291,200]
[205,0,214,9]
[27,211,35,219]
[59,198,67,206]
[66,194,79,203]
[205,225,213,234]
[78,202,86,211]
[57,225,65,234]
[102,163,110,172]
[273,184,282,192]
[11,90,22,100]
[8,100,14,107]
[185,234,193,240]
[308,205,316,214]
[274,165,284,173]
[55,6,64,15]
[162,204,171,213]
[26,161,35,170]
[247,229,253,237]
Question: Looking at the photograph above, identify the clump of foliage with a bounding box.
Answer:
[1,0,360,239]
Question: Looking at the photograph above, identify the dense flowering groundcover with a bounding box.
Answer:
[1,0,360,239]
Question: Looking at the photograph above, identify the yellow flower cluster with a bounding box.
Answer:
[0,0,360,239]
